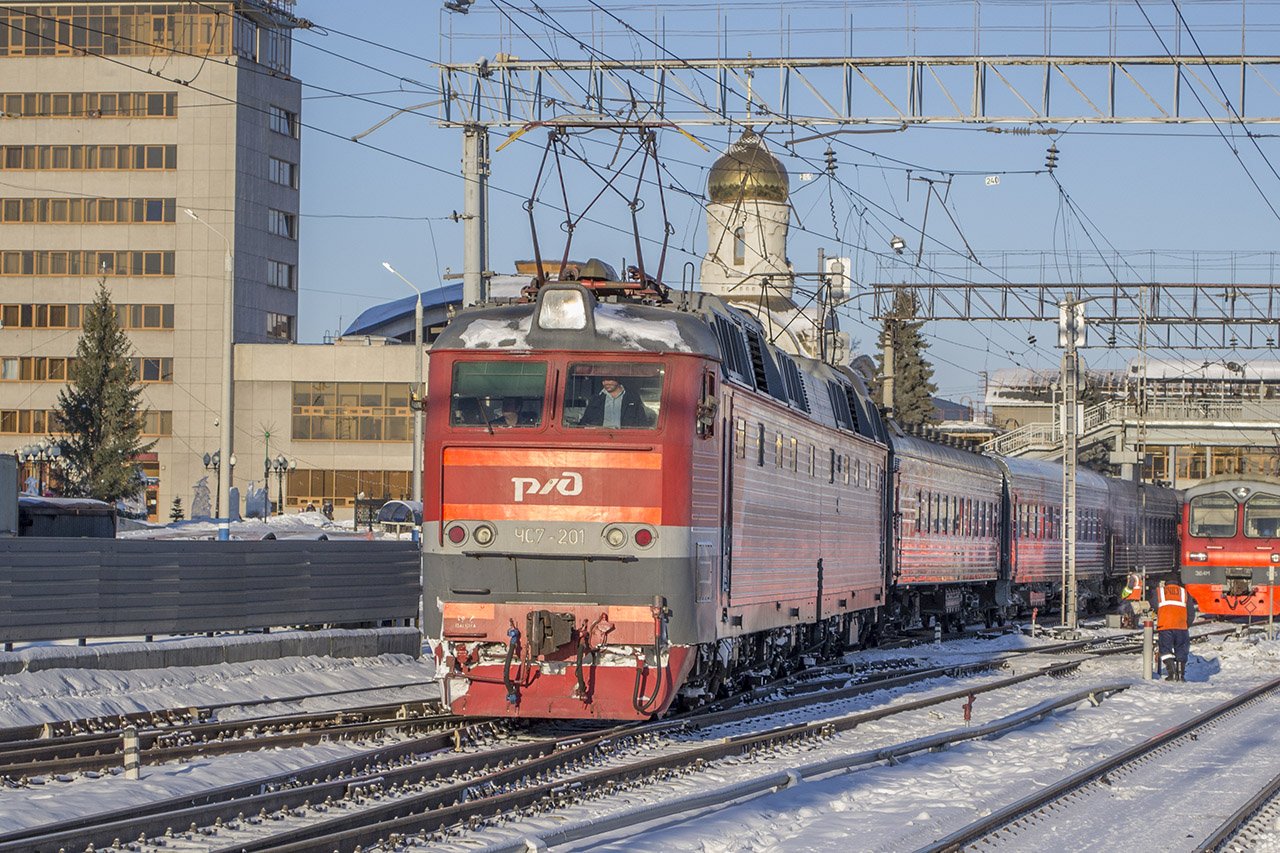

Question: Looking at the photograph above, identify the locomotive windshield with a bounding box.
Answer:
[1244,493,1280,538]
[1188,492,1238,538]
[449,361,547,428]
[562,363,663,430]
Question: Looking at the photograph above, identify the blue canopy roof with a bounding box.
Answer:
[343,283,463,337]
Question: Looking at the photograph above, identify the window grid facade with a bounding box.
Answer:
[286,469,411,508]
[0,5,238,59]
[0,408,60,435]
[1,197,176,224]
[0,250,174,276]
[0,356,73,381]
[1,144,177,171]
[1,303,174,329]
[1,91,176,118]
[291,382,411,442]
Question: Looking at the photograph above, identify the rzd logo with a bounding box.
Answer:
[512,472,583,502]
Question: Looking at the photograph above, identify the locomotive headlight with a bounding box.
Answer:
[1234,486,1252,499]
[1271,553,1279,563]
[473,524,495,546]
[603,526,626,548]
[538,288,588,330]
[1187,551,1208,561]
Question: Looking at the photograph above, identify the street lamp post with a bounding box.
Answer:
[202,451,221,520]
[186,208,235,542]
[381,262,424,509]
[19,440,59,494]
[269,454,295,515]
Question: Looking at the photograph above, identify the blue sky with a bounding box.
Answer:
[290,0,1280,400]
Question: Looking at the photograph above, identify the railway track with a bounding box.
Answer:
[0,699,456,779]
[0,629,1230,851]
[0,650,1058,852]
[918,675,1280,853]
[1200,766,1280,852]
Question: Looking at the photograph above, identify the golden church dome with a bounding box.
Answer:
[707,131,789,205]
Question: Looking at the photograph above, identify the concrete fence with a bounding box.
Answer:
[0,539,421,644]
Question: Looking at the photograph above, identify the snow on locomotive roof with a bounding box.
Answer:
[436,293,717,355]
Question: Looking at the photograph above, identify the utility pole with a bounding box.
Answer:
[882,294,896,418]
[1059,299,1085,633]
[462,125,489,307]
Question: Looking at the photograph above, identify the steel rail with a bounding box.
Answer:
[1197,765,1280,852]
[917,674,1280,853]
[0,707,458,778]
[0,678,439,743]
[490,683,1132,853]
[246,663,1103,853]
[0,721,506,852]
[0,696,450,768]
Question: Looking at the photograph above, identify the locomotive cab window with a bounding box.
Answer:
[1188,492,1238,538]
[562,362,663,429]
[1245,493,1280,538]
[449,361,547,428]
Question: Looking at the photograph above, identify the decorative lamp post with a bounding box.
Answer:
[269,454,295,516]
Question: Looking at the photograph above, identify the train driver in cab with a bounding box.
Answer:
[578,375,652,429]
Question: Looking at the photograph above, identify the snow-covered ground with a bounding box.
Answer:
[2,630,1277,851]
[477,630,1280,853]
[117,510,414,541]
[0,652,439,833]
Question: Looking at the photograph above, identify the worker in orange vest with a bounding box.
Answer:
[1157,580,1191,682]
[1119,571,1148,628]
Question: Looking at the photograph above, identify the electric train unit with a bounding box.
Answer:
[422,270,1181,720]
[1181,477,1280,618]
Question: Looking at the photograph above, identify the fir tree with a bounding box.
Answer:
[873,289,938,427]
[169,496,185,522]
[54,281,154,502]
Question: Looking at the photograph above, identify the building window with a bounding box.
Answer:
[269,104,299,138]
[0,250,174,276]
[0,91,176,118]
[0,409,62,434]
[0,144,176,171]
[140,410,173,436]
[0,356,74,382]
[733,227,746,266]
[0,6,234,59]
[267,209,296,239]
[291,382,411,442]
[131,357,173,382]
[267,312,294,341]
[268,157,298,188]
[266,259,296,290]
[285,469,411,508]
[0,197,176,223]
[121,304,174,330]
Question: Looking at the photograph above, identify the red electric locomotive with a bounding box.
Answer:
[423,271,890,720]
[1181,477,1280,618]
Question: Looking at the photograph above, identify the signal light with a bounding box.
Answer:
[446,525,467,545]
[634,528,654,548]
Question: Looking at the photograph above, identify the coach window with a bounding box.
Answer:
[449,361,547,428]
[1188,492,1238,537]
[1244,494,1280,537]
[562,362,662,429]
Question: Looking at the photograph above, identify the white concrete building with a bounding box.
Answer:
[0,1,301,518]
